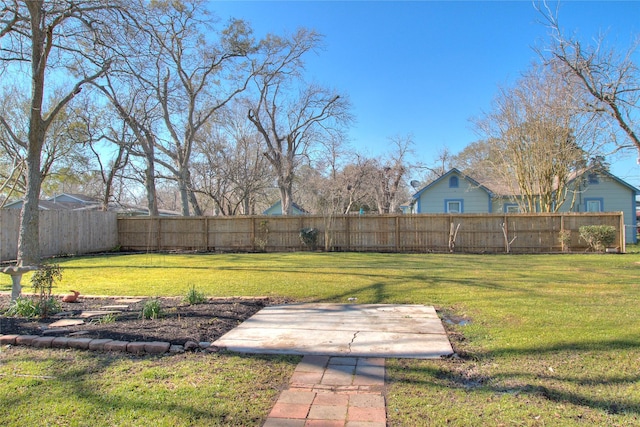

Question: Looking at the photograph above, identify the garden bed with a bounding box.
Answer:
[0,295,291,346]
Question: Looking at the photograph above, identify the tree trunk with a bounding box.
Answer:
[188,188,202,216]
[144,154,159,217]
[17,2,47,266]
[278,173,294,215]
[178,181,190,216]
[185,169,202,216]
[17,140,44,266]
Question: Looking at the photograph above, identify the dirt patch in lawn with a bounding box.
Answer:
[0,295,292,346]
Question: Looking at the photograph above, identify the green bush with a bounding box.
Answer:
[558,230,572,251]
[6,297,39,318]
[6,296,60,318]
[35,297,61,317]
[141,298,162,320]
[579,225,617,252]
[299,227,318,250]
[30,264,63,317]
[183,285,206,305]
[92,313,117,324]
[254,220,269,252]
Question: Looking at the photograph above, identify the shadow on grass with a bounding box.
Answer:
[1,350,298,425]
[477,339,640,358]
[389,337,640,417]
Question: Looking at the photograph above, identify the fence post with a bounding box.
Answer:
[204,217,209,251]
[299,216,303,251]
[251,217,256,251]
[395,215,400,253]
[620,211,626,252]
[156,217,162,251]
[345,215,350,251]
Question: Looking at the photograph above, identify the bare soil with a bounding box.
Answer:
[0,295,291,346]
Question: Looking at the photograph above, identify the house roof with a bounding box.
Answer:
[2,193,180,216]
[50,193,102,204]
[412,168,494,199]
[567,167,640,194]
[3,199,83,210]
[263,200,309,215]
[414,167,640,201]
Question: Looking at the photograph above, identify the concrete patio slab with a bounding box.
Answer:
[213,303,453,359]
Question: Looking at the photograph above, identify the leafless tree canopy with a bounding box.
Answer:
[536,1,640,160]
[475,63,591,212]
[247,29,352,215]
[0,0,121,264]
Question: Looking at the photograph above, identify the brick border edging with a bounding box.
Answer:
[0,334,220,355]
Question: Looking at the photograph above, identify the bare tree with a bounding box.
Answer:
[475,63,591,212]
[451,140,495,179]
[247,29,351,215]
[370,135,413,214]
[68,94,133,210]
[0,1,117,265]
[91,75,162,216]
[536,1,640,160]
[0,88,96,199]
[191,101,274,215]
[339,157,381,214]
[0,87,28,201]
[129,1,256,216]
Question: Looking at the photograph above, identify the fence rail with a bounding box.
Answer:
[117,212,625,254]
[0,210,118,262]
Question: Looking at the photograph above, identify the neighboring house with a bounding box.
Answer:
[410,168,493,214]
[263,200,308,216]
[3,193,179,216]
[3,193,98,211]
[409,168,639,244]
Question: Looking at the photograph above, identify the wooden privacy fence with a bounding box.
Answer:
[117,212,625,254]
[0,210,118,262]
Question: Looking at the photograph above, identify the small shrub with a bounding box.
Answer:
[558,230,572,252]
[93,313,117,324]
[35,297,61,317]
[30,264,63,317]
[299,227,318,250]
[254,220,269,252]
[579,225,617,252]
[183,285,206,305]
[141,298,162,320]
[7,297,38,318]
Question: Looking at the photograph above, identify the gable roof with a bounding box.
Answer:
[49,193,102,204]
[263,200,308,215]
[412,168,494,199]
[417,167,639,200]
[3,199,82,210]
[2,193,180,216]
[567,168,639,194]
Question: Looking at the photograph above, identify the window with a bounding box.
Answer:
[585,199,603,212]
[588,173,599,184]
[449,176,459,188]
[504,204,520,213]
[445,199,463,213]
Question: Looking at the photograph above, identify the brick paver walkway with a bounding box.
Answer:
[263,355,386,427]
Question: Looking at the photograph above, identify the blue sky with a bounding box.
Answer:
[212,1,640,187]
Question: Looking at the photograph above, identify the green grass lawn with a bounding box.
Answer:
[1,250,639,426]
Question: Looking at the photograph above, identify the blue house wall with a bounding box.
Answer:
[411,168,638,244]
[411,169,492,214]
